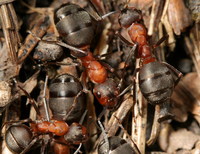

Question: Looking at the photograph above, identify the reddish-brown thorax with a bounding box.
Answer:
[128,23,156,64]
[30,120,69,136]
[79,52,107,83]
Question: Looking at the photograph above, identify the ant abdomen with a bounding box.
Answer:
[49,74,86,123]
[64,122,88,145]
[139,61,174,105]
[55,3,96,48]
[5,124,33,153]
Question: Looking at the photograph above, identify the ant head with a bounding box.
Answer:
[93,79,120,109]
[64,122,88,144]
[118,7,142,28]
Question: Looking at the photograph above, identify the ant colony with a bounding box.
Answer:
[1,0,197,154]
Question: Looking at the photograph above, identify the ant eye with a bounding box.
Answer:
[96,92,101,98]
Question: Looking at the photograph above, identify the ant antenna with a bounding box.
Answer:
[13,79,41,117]
[56,41,88,56]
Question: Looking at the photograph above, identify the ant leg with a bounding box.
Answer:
[63,90,86,121]
[48,9,59,37]
[13,79,42,118]
[162,62,183,85]
[146,105,161,146]
[20,137,38,154]
[42,75,50,121]
[18,85,41,117]
[74,143,82,154]
[40,138,50,154]
[98,60,121,80]
[100,61,115,73]
[98,107,107,121]
[80,71,90,92]
[152,35,169,49]
[2,118,32,130]
[117,84,132,98]
[116,30,135,46]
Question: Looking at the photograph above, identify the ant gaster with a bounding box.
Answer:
[118,7,182,122]
[49,73,86,123]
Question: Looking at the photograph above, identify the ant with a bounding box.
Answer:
[3,78,88,154]
[55,2,133,110]
[118,6,182,122]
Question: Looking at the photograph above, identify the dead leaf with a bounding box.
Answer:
[167,0,192,35]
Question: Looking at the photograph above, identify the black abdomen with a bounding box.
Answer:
[139,61,174,105]
[56,3,95,47]
[49,74,86,123]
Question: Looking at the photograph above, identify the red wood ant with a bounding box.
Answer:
[3,80,88,154]
[118,7,182,122]
[55,3,128,110]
